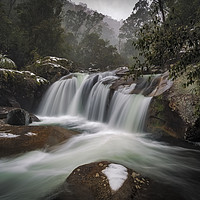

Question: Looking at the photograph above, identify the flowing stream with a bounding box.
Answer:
[0,72,200,200]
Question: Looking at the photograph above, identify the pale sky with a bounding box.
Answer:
[72,0,138,21]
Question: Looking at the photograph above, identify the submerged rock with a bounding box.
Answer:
[0,125,77,157]
[49,161,150,200]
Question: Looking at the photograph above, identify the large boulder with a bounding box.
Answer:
[110,71,173,96]
[7,108,30,125]
[145,93,187,139]
[0,125,78,157]
[0,69,49,111]
[0,107,39,123]
[145,74,199,141]
[25,56,74,83]
[49,161,150,200]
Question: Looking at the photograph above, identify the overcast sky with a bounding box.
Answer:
[72,0,138,21]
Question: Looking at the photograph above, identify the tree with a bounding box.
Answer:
[16,0,66,62]
[119,0,150,40]
[0,2,12,54]
[77,33,124,70]
[133,0,200,85]
[0,1,29,67]
[63,8,104,39]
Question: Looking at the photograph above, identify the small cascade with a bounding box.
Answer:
[108,92,152,132]
[38,71,153,132]
[38,73,86,116]
[85,81,110,122]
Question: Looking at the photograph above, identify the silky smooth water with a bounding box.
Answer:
[0,72,200,200]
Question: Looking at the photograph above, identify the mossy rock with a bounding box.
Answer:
[25,56,75,83]
[0,69,49,111]
[0,55,17,70]
[145,92,187,139]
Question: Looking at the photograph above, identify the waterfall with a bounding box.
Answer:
[38,71,152,132]
[108,93,151,132]
[38,73,86,116]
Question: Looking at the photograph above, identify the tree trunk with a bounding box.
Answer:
[158,0,165,22]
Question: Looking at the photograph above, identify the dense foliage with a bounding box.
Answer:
[132,0,200,87]
[119,0,150,65]
[0,0,125,70]
[77,33,124,70]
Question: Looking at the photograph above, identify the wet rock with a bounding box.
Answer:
[25,56,74,83]
[0,107,39,124]
[145,93,187,139]
[110,75,135,92]
[145,72,199,141]
[7,108,30,126]
[0,125,77,157]
[110,71,173,97]
[185,117,200,142]
[115,67,130,77]
[29,113,40,123]
[146,72,173,97]
[50,161,150,200]
[0,69,49,112]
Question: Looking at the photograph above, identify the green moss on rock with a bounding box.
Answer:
[25,56,74,83]
[0,69,49,111]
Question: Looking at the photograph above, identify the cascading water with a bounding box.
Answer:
[38,73,86,116]
[0,71,200,200]
[38,71,152,132]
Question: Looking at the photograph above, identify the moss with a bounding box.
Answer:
[0,55,17,70]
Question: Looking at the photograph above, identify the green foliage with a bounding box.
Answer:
[0,2,13,54]
[0,0,68,67]
[0,54,17,69]
[63,8,104,39]
[16,0,66,59]
[119,0,150,39]
[133,0,200,83]
[131,0,200,115]
[76,33,124,70]
[0,0,125,71]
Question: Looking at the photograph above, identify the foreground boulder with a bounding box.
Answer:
[50,161,150,200]
[25,56,74,83]
[0,69,49,111]
[0,125,77,157]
